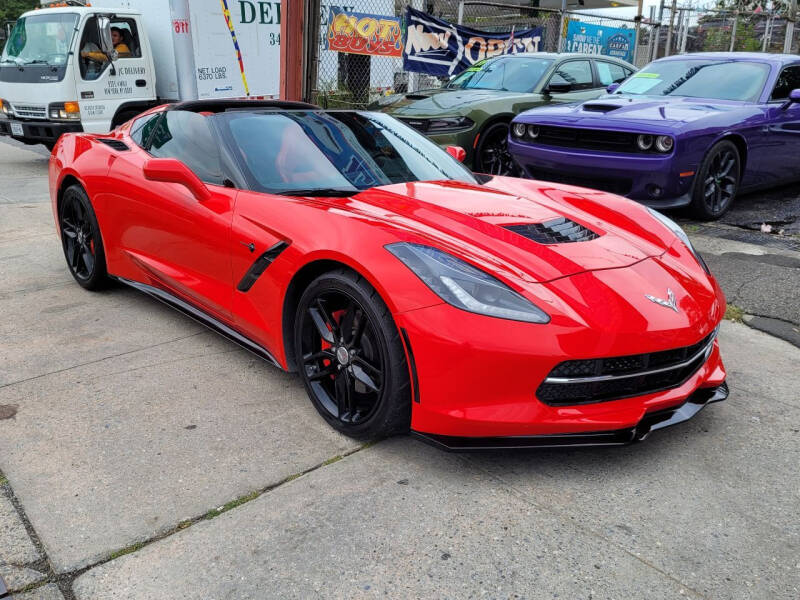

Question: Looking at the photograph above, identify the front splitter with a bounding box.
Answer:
[412,382,729,451]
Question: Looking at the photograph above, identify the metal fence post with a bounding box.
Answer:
[729,9,738,52]
[457,0,464,25]
[558,0,567,53]
[785,0,797,53]
[646,6,656,62]
[633,0,643,65]
[680,8,689,54]
[653,0,665,58]
[664,0,677,56]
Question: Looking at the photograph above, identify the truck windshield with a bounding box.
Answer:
[219,110,477,194]
[1,13,79,66]
[615,59,770,102]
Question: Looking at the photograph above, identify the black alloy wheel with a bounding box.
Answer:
[691,140,740,220]
[294,269,410,440]
[475,122,519,176]
[59,184,107,290]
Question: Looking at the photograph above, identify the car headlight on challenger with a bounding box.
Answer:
[386,243,550,323]
[426,116,474,132]
[636,134,653,151]
[512,122,526,138]
[647,208,710,274]
[48,102,81,121]
[655,135,674,153]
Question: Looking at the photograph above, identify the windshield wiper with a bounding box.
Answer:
[275,187,358,197]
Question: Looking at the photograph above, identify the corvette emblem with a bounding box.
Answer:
[645,288,679,313]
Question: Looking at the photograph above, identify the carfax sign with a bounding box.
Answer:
[564,21,635,63]
[326,8,403,57]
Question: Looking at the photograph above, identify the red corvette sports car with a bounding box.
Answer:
[49,100,727,450]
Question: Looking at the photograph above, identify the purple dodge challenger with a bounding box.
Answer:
[508,53,800,219]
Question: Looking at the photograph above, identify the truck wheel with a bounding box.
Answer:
[690,140,740,220]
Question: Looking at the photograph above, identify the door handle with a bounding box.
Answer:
[135,79,146,87]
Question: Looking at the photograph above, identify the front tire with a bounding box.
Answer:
[59,184,108,290]
[690,140,740,220]
[475,122,519,176]
[293,269,411,441]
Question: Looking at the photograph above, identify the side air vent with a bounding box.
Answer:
[582,103,622,113]
[97,138,130,151]
[505,217,599,244]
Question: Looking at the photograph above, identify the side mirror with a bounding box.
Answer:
[445,145,466,162]
[96,16,118,61]
[606,83,621,94]
[546,82,573,94]
[143,158,211,202]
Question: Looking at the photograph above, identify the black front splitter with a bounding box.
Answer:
[412,382,728,452]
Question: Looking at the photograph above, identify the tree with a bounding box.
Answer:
[715,0,790,16]
[0,0,39,24]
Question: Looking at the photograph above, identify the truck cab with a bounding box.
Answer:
[0,4,157,148]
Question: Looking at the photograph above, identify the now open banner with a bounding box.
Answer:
[325,8,404,57]
[403,7,543,77]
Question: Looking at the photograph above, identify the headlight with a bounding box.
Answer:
[512,122,526,138]
[386,243,550,323]
[426,116,474,132]
[647,208,710,274]
[527,125,540,139]
[48,102,81,121]
[636,134,653,151]
[655,135,674,153]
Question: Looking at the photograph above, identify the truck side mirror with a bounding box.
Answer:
[97,16,118,61]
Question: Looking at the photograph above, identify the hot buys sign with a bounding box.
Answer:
[326,9,403,57]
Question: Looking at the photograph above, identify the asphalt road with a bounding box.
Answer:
[0,138,798,599]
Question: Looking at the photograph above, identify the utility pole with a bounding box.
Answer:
[653,0,666,58]
[633,0,644,65]
[785,0,797,53]
[665,0,678,56]
[646,5,657,61]
[730,5,739,52]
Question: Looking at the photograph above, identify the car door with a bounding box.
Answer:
[106,110,238,320]
[544,59,604,105]
[763,64,800,184]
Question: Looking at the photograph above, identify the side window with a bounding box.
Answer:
[771,65,800,101]
[130,113,160,149]
[550,61,593,91]
[596,62,628,86]
[109,19,141,59]
[148,111,226,186]
[78,17,107,81]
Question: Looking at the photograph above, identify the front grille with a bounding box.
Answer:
[527,166,632,196]
[12,104,47,119]
[505,217,599,244]
[537,329,718,406]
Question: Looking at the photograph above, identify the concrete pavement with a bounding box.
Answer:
[0,138,798,599]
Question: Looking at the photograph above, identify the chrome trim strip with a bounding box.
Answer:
[544,330,717,385]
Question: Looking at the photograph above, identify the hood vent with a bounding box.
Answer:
[97,138,130,151]
[582,103,622,113]
[505,217,599,244]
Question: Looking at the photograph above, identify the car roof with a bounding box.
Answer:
[654,52,800,65]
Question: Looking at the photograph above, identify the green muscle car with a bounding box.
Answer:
[372,53,636,174]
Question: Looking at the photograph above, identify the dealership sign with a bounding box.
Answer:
[403,7,543,77]
[326,8,403,57]
[564,21,635,63]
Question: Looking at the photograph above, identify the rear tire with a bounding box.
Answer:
[293,268,411,441]
[690,140,740,220]
[59,184,108,290]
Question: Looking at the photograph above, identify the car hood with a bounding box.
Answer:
[518,94,752,127]
[379,88,539,116]
[324,178,673,285]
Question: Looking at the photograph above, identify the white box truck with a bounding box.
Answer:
[0,0,282,148]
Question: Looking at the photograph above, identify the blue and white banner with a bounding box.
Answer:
[403,7,543,77]
[564,21,635,63]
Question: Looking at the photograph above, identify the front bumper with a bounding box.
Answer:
[414,382,728,450]
[0,117,82,145]
[508,138,695,209]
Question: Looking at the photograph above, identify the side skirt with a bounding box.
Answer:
[114,276,284,369]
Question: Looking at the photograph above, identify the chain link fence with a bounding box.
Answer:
[313,1,798,108]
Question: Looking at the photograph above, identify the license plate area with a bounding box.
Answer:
[10,122,23,136]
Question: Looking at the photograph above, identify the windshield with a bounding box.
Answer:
[615,59,770,102]
[447,57,554,93]
[1,13,78,66]
[219,110,477,194]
